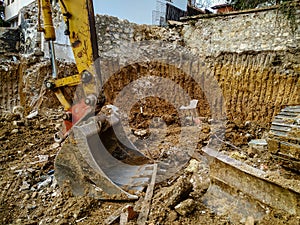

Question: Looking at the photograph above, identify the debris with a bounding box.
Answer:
[26,110,38,119]
[30,155,49,164]
[104,204,135,225]
[248,139,268,152]
[137,164,158,225]
[37,176,53,190]
[134,129,149,137]
[12,120,24,126]
[245,216,255,225]
[75,216,87,223]
[167,20,183,26]
[201,125,211,134]
[179,100,198,110]
[174,198,196,216]
[11,129,19,134]
[50,143,60,149]
[20,181,30,191]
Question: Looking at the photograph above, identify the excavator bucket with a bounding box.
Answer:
[54,114,156,200]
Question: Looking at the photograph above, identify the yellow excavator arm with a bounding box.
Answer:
[38,0,103,141]
[38,0,155,200]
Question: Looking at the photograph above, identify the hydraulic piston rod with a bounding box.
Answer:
[40,0,58,79]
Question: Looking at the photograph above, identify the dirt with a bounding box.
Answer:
[1,107,299,225]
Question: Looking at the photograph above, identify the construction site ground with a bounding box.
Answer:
[1,107,299,225]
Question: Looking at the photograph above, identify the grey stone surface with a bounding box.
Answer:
[0,27,21,53]
[182,9,300,56]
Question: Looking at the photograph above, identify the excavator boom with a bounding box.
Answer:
[38,0,154,200]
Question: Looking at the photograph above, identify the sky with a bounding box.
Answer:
[93,0,188,25]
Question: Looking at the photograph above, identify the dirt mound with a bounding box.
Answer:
[1,108,299,224]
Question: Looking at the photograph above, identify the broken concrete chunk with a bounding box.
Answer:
[248,139,268,152]
[37,176,53,190]
[12,120,24,126]
[167,210,178,222]
[245,216,255,225]
[20,181,30,191]
[174,198,196,216]
[26,110,38,119]
[11,129,19,134]
[185,159,199,173]
[154,176,193,208]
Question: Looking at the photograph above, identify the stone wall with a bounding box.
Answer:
[0,28,21,54]
[19,1,40,54]
[95,5,300,126]
[182,6,300,55]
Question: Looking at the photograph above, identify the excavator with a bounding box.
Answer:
[38,0,156,200]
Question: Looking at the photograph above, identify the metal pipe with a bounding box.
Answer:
[49,40,58,79]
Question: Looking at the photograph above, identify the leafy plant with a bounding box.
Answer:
[226,0,293,10]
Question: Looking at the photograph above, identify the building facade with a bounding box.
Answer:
[5,0,35,26]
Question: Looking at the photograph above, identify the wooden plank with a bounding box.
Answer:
[137,164,158,225]
[120,210,129,225]
[105,204,133,225]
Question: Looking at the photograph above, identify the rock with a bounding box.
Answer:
[247,146,258,158]
[201,125,211,134]
[12,120,24,126]
[37,176,52,190]
[154,176,193,208]
[11,129,19,134]
[32,192,38,198]
[20,181,30,191]
[24,194,30,200]
[185,159,210,198]
[245,216,255,225]
[50,143,60,149]
[230,151,247,160]
[174,199,196,216]
[167,210,178,222]
[248,139,268,152]
[185,159,199,173]
[134,129,149,138]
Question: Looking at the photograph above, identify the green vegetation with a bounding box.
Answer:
[226,0,293,10]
